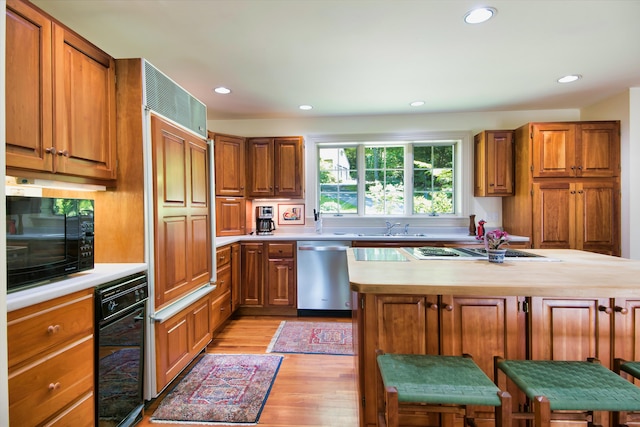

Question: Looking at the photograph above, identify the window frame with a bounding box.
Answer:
[308,131,474,227]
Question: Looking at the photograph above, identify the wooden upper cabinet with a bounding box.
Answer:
[474,130,514,196]
[246,137,304,198]
[274,137,304,198]
[532,122,619,178]
[151,115,212,310]
[6,0,116,182]
[213,133,245,196]
[5,0,53,172]
[215,196,246,236]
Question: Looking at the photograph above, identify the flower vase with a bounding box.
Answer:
[487,248,507,263]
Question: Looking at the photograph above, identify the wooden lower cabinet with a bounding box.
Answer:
[231,243,241,311]
[241,242,264,306]
[356,292,523,427]
[528,296,612,365]
[211,245,233,332]
[240,242,296,311]
[7,289,94,427]
[155,293,211,392]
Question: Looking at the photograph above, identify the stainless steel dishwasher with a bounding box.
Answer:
[297,241,352,316]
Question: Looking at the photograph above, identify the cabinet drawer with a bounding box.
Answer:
[8,290,93,368]
[9,335,94,427]
[216,245,232,268]
[42,391,94,427]
[212,263,231,299]
[267,243,294,258]
[211,291,232,332]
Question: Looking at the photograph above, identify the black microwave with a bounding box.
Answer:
[6,196,95,293]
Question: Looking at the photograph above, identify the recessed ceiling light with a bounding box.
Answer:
[410,101,425,107]
[299,105,313,110]
[464,7,497,24]
[557,74,582,83]
[213,87,231,94]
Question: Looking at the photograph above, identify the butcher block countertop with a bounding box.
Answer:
[348,248,640,298]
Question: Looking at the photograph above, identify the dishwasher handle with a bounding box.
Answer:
[298,245,350,252]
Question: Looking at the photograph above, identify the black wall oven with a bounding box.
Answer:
[95,272,148,427]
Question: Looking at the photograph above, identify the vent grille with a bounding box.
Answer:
[144,60,207,138]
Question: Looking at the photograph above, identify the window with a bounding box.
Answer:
[318,138,460,217]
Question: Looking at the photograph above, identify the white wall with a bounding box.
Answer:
[581,89,638,259]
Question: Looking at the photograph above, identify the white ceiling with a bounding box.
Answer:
[31,0,640,121]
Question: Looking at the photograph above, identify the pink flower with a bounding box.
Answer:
[484,230,509,249]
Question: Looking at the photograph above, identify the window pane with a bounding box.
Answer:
[364,146,405,215]
[318,147,358,214]
[412,144,455,214]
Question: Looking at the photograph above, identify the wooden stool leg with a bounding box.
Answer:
[384,386,399,427]
[533,396,551,427]
[496,390,512,427]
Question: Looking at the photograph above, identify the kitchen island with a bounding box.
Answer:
[348,249,640,427]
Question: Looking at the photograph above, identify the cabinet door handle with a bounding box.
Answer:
[443,304,453,312]
[615,306,629,315]
[427,302,438,310]
[598,305,612,314]
[47,325,61,334]
[45,147,57,155]
[57,150,69,157]
[48,382,61,391]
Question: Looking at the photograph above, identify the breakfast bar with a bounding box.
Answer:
[348,249,640,427]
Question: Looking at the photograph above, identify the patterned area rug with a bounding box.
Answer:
[151,354,283,425]
[267,321,354,355]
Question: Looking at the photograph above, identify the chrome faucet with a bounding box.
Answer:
[385,221,402,235]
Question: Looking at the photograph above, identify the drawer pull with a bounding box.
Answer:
[47,325,61,334]
[48,382,61,391]
[598,305,612,314]
[615,306,629,315]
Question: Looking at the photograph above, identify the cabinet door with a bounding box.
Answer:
[577,122,620,178]
[214,134,245,196]
[152,115,212,310]
[440,296,521,383]
[576,181,619,255]
[532,123,576,178]
[231,243,241,312]
[267,258,295,306]
[5,0,54,172]
[215,197,246,236]
[241,243,264,306]
[474,131,514,196]
[366,295,439,427]
[613,298,640,372]
[52,24,116,180]
[246,138,274,197]
[529,297,611,366]
[274,137,304,197]
[532,181,575,249]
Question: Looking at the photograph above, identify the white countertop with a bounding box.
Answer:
[215,228,529,247]
[7,263,148,312]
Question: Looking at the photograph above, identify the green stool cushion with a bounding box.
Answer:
[376,354,502,406]
[621,361,640,379]
[497,360,640,411]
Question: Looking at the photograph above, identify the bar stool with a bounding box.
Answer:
[376,352,511,427]
[495,357,640,427]
[614,358,640,424]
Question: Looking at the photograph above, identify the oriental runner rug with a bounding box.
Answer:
[150,354,283,425]
[266,321,354,355]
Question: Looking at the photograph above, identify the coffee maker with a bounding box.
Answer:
[256,206,276,235]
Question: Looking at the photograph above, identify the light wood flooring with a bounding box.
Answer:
[139,315,359,427]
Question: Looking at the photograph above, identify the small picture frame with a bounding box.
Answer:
[278,204,305,225]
